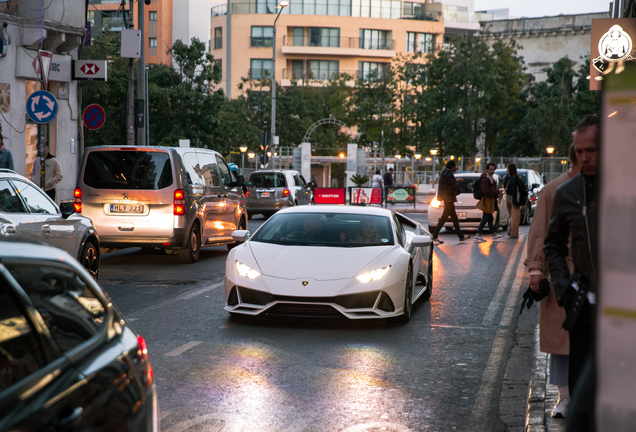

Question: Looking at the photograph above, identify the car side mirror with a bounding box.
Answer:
[531,183,540,191]
[231,230,250,242]
[60,201,75,219]
[412,234,432,247]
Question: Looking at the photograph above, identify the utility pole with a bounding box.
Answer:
[126,1,135,146]
[137,0,146,145]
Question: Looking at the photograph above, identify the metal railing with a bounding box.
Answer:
[282,68,359,80]
[402,11,443,22]
[250,37,273,47]
[248,68,274,80]
[214,37,223,50]
[211,4,227,17]
[282,36,394,50]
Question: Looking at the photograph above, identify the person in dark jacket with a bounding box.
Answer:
[430,161,470,244]
[474,162,505,243]
[544,116,599,428]
[503,163,527,238]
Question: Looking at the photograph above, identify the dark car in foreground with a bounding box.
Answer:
[0,241,158,431]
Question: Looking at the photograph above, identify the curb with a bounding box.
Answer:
[525,322,547,432]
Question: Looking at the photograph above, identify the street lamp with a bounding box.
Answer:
[248,151,255,170]
[546,146,555,157]
[429,148,438,185]
[395,154,401,183]
[239,145,248,175]
[412,153,421,186]
[270,0,289,169]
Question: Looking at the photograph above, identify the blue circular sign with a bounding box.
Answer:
[26,90,58,125]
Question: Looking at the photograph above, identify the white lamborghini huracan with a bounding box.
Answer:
[224,205,433,322]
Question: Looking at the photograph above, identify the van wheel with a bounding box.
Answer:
[81,240,100,281]
[178,224,200,263]
[227,218,246,251]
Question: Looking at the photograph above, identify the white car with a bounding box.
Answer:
[225,205,433,322]
[427,172,509,233]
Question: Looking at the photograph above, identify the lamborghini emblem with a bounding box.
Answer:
[302,281,309,286]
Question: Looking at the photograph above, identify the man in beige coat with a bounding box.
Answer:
[524,143,579,418]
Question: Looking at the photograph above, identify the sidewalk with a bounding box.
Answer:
[526,323,567,432]
[383,196,431,213]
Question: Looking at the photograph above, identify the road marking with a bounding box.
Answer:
[164,341,202,357]
[430,324,490,330]
[469,328,509,428]
[220,321,238,329]
[499,243,528,327]
[128,282,224,316]
[481,236,526,326]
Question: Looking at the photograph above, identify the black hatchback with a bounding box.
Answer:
[0,241,158,431]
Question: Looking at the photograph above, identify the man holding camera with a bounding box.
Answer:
[544,115,599,401]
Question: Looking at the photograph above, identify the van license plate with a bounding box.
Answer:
[458,212,467,220]
[261,192,270,198]
[111,204,143,213]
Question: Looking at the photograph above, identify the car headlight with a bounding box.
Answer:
[356,266,391,283]
[431,198,441,208]
[235,261,260,279]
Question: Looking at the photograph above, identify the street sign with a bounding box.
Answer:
[26,90,58,124]
[83,104,106,130]
[73,60,108,81]
[35,50,53,90]
[16,49,71,82]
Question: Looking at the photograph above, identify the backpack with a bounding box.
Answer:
[473,177,484,200]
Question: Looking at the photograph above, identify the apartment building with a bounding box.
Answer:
[211,0,445,98]
[88,0,211,66]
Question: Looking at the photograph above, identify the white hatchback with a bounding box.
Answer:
[427,172,509,234]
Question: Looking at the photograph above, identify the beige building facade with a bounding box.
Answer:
[211,0,445,98]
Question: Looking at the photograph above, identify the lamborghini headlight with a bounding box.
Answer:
[431,198,442,208]
[356,266,391,283]
[235,261,260,279]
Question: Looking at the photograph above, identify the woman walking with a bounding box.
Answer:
[503,163,527,238]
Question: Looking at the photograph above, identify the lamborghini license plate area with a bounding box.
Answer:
[111,204,144,213]
[457,212,467,220]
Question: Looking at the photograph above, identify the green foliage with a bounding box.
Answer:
[350,173,370,186]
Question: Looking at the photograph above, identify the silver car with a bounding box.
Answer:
[0,168,100,278]
[75,146,247,263]
[245,169,312,219]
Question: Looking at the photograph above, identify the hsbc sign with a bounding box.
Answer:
[73,60,108,81]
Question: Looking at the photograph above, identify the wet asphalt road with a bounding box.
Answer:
[99,212,535,432]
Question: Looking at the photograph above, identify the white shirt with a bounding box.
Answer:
[372,174,383,188]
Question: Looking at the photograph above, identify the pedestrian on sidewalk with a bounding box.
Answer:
[430,160,470,244]
[0,125,14,171]
[524,143,580,419]
[31,143,63,202]
[383,167,394,187]
[474,162,504,243]
[503,163,527,238]
[544,115,599,429]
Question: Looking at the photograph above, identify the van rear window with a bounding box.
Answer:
[249,173,286,188]
[83,151,173,190]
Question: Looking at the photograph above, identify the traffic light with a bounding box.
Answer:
[259,132,270,166]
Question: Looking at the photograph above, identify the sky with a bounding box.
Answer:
[474,0,611,18]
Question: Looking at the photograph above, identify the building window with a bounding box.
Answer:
[292,28,304,46]
[307,28,340,47]
[214,27,223,49]
[417,33,434,53]
[292,60,305,79]
[149,11,157,21]
[307,60,339,80]
[359,29,392,50]
[403,2,423,16]
[352,0,401,19]
[406,32,416,52]
[251,26,274,47]
[358,61,388,80]
[87,11,96,25]
[149,37,157,48]
[250,59,274,79]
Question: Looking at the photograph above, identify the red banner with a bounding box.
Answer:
[351,187,382,204]
[314,188,346,204]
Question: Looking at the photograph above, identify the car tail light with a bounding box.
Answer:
[282,188,290,197]
[173,189,185,215]
[73,188,82,213]
[137,335,154,389]
[245,190,249,198]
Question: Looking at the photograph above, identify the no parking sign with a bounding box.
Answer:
[83,104,106,130]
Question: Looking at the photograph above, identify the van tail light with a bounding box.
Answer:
[137,335,154,389]
[73,188,82,213]
[173,189,185,216]
[245,190,249,198]
[282,188,290,197]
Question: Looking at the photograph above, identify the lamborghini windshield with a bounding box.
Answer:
[250,212,395,247]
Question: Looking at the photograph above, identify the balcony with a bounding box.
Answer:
[282,36,395,57]
[212,4,227,17]
[283,68,359,80]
